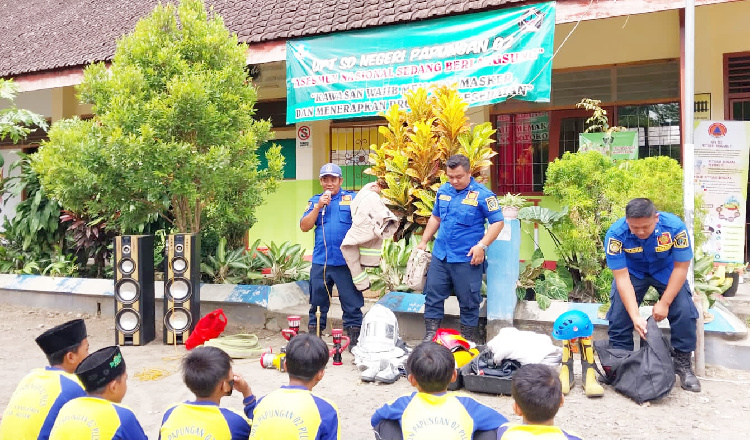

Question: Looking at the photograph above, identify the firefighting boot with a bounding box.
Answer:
[559,339,575,395]
[345,326,360,353]
[673,350,701,392]
[578,337,604,397]
[460,324,478,344]
[423,319,441,343]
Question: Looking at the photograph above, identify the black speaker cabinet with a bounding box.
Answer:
[114,235,155,346]
[164,233,201,344]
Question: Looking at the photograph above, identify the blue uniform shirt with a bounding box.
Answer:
[159,397,254,440]
[249,385,340,440]
[49,396,147,440]
[0,366,86,440]
[604,212,693,285]
[432,178,504,263]
[371,391,506,439]
[302,189,356,266]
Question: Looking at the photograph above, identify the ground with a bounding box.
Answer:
[1,303,749,440]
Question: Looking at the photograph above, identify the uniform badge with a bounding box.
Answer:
[306,201,313,212]
[462,191,479,206]
[486,196,499,212]
[674,231,689,249]
[341,194,352,206]
[439,194,452,201]
[657,232,672,246]
[607,238,622,255]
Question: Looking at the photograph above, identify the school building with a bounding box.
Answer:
[1,0,749,259]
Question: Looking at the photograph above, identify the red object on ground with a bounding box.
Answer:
[185,308,228,350]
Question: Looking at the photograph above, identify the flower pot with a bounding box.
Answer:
[723,272,739,298]
[501,206,519,220]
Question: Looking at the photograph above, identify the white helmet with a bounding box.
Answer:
[358,304,400,353]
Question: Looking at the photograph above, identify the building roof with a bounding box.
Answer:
[0,0,524,77]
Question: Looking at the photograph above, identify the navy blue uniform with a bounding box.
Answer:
[424,178,504,327]
[301,189,363,329]
[604,212,699,352]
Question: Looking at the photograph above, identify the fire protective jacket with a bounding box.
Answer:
[340,184,399,290]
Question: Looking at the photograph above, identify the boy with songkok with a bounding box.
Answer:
[371,342,507,440]
[496,364,582,440]
[159,346,253,439]
[248,333,340,440]
[0,318,89,440]
[49,345,147,440]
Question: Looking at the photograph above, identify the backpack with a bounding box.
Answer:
[593,317,675,404]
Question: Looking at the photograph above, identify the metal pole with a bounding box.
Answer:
[683,0,704,376]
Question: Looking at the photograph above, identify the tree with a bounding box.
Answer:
[32,0,283,235]
[366,85,496,241]
[0,79,48,146]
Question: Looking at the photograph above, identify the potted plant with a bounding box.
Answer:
[497,193,527,220]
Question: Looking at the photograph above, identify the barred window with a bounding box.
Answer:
[495,113,550,194]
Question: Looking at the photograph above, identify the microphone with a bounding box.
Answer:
[321,190,331,216]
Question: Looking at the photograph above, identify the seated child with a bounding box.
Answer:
[160,346,253,439]
[49,345,147,439]
[249,333,340,440]
[0,318,89,440]
[371,342,507,440]
[497,363,582,439]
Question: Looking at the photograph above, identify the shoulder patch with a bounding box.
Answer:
[486,196,499,212]
[674,230,689,249]
[306,201,313,210]
[607,238,623,255]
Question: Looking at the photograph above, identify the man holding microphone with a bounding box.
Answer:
[300,163,363,347]
[417,154,505,343]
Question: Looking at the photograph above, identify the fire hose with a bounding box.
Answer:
[203,333,269,359]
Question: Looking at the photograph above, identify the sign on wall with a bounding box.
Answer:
[578,131,638,161]
[286,2,556,123]
[694,93,711,120]
[694,121,750,264]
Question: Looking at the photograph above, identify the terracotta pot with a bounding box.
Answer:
[501,206,519,220]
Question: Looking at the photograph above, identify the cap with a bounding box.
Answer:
[35,319,87,356]
[75,346,126,392]
[319,163,342,178]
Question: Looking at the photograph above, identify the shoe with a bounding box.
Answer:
[673,350,701,392]
[559,340,574,395]
[579,337,604,397]
[423,319,441,343]
[375,361,401,384]
[360,360,385,382]
[308,324,325,337]
[460,324,478,343]
[345,326,361,353]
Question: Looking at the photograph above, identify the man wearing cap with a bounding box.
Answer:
[0,319,89,440]
[49,346,147,439]
[300,163,363,346]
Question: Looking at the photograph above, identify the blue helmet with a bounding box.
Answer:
[552,310,593,340]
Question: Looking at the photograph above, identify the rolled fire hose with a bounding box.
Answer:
[203,333,268,359]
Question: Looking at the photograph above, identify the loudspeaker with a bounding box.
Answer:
[114,235,155,346]
[164,233,201,344]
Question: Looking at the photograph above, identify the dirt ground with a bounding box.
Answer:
[1,303,749,440]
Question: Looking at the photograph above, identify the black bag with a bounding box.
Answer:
[593,317,675,404]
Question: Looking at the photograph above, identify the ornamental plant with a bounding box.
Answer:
[31,0,283,236]
[366,85,496,241]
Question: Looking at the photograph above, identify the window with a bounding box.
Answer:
[493,61,680,194]
[726,53,750,121]
[330,123,381,190]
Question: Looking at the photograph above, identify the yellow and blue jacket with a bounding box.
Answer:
[159,397,254,440]
[249,385,339,440]
[49,396,147,440]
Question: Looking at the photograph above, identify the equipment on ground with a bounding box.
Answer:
[330,329,350,365]
[260,351,286,372]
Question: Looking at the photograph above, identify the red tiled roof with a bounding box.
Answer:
[0,0,524,77]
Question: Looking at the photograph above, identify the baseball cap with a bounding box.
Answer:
[319,163,342,178]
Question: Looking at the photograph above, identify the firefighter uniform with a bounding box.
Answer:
[604,212,699,352]
[371,391,506,440]
[302,188,363,330]
[340,184,399,290]
[423,178,504,327]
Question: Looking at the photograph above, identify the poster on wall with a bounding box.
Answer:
[578,131,638,161]
[694,121,750,264]
[286,2,556,123]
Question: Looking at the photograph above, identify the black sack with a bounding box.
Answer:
[593,317,675,404]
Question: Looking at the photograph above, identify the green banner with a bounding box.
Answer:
[578,131,639,161]
[286,2,556,123]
